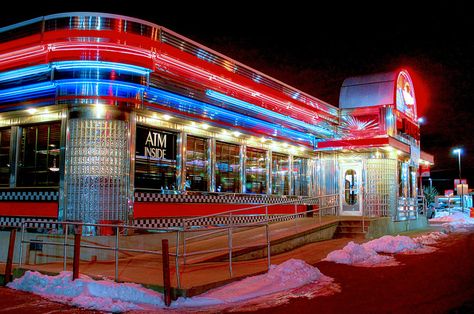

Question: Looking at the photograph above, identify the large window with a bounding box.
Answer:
[186,136,208,191]
[17,123,60,186]
[245,148,266,194]
[215,141,240,193]
[0,128,11,186]
[272,153,289,195]
[292,156,309,196]
[135,126,177,192]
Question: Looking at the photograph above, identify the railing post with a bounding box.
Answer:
[18,223,25,269]
[182,220,187,265]
[4,228,17,284]
[265,224,271,271]
[115,226,119,282]
[175,231,181,289]
[162,239,171,307]
[228,226,233,277]
[72,225,82,281]
[63,223,68,271]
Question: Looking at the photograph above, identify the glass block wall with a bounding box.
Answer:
[365,158,397,217]
[65,119,130,223]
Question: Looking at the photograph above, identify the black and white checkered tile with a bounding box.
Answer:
[0,215,304,230]
[0,191,59,201]
[0,216,58,228]
[134,192,311,204]
[133,214,304,228]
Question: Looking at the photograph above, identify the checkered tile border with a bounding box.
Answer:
[134,192,313,204]
[0,191,59,201]
[0,216,58,228]
[133,214,304,228]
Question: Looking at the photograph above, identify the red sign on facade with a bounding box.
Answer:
[419,164,430,177]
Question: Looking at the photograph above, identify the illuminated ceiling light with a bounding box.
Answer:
[163,114,171,121]
[233,131,241,137]
[299,146,305,152]
[190,122,196,127]
[260,137,266,143]
[201,123,210,130]
[283,143,289,148]
[94,103,105,117]
[289,147,297,154]
[221,130,229,136]
[26,108,37,114]
[152,113,158,119]
[48,158,59,172]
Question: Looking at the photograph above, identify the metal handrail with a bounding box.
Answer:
[182,193,338,226]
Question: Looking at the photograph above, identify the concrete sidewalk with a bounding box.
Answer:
[0,218,441,297]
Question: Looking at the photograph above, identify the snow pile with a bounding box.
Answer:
[324,235,427,266]
[323,241,396,267]
[431,211,474,233]
[7,259,335,312]
[7,271,163,312]
[364,235,422,253]
[414,231,448,245]
[176,259,325,307]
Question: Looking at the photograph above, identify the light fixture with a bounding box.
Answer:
[49,158,59,172]
[163,114,171,121]
[26,108,37,114]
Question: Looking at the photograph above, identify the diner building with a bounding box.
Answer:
[0,13,433,231]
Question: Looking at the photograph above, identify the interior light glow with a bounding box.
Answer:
[201,123,210,130]
[26,108,37,114]
[163,114,171,121]
[233,131,241,137]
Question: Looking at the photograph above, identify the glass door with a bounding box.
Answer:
[340,162,363,215]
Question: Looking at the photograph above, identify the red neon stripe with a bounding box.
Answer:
[317,137,390,149]
[0,202,58,218]
[133,203,307,218]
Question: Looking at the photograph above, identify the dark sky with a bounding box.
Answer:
[1,1,473,192]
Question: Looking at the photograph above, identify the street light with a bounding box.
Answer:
[452,148,463,211]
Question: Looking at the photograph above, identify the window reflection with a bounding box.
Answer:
[272,153,289,195]
[0,128,11,186]
[292,156,308,196]
[135,126,177,192]
[17,123,60,186]
[215,141,240,193]
[185,136,208,191]
[245,148,266,194]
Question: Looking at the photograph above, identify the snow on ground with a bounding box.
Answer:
[323,235,424,267]
[430,209,474,233]
[8,210,474,312]
[7,259,336,313]
[325,209,474,267]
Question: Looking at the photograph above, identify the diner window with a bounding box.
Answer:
[186,136,208,191]
[17,123,60,187]
[398,162,409,198]
[272,153,289,195]
[215,141,240,193]
[245,148,266,194]
[292,156,309,196]
[135,126,178,192]
[0,128,11,186]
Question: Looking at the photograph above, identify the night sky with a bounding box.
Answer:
[1,1,473,193]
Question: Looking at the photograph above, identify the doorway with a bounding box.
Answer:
[340,162,363,216]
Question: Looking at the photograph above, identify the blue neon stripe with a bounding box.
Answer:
[146,88,315,145]
[206,89,334,137]
[0,74,315,145]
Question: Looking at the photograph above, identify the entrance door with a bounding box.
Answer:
[340,162,363,216]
